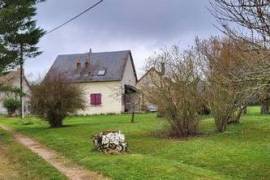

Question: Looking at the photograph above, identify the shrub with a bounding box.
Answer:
[3,98,20,116]
[142,46,203,137]
[30,74,85,128]
[197,37,254,132]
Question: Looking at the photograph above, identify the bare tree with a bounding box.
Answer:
[142,46,204,137]
[197,37,255,131]
[210,0,270,45]
[258,87,270,114]
[211,0,270,114]
[31,74,85,128]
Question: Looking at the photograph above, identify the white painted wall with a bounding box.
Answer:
[77,81,122,115]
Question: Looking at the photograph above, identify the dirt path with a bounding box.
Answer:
[0,125,109,180]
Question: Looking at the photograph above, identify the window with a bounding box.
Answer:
[90,93,102,106]
[97,69,106,76]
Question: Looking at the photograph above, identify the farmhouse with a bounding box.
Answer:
[136,67,159,112]
[0,69,31,115]
[47,49,138,115]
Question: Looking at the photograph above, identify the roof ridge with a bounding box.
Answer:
[91,50,131,54]
[57,50,131,57]
[58,53,88,56]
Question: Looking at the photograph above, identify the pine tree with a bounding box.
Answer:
[0,0,45,118]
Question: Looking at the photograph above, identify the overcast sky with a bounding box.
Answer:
[25,0,221,81]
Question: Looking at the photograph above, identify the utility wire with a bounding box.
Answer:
[46,0,103,35]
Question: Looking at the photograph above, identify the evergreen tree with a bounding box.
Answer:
[0,0,45,118]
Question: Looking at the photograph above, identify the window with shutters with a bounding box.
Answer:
[90,93,102,106]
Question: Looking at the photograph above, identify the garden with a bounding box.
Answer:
[1,106,269,179]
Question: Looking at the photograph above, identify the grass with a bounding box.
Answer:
[0,106,270,179]
[0,129,66,180]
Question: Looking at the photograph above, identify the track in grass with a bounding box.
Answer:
[0,125,108,180]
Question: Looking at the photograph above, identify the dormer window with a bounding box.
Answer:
[97,69,106,76]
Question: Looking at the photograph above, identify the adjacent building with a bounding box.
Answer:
[136,67,159,112]
[0,69,31,115]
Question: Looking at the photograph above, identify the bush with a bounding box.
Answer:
[3,98,20,116]
[30,74,85,128]
[142,46,203,137]
[197,37,254,132]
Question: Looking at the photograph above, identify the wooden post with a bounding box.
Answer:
[130,93,136,123]
[131,111,135,123]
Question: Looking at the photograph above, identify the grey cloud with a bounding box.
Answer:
[26,0,220,80]
[38,0,216,41]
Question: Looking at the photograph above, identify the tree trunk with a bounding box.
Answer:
[228,106,246,124]
[215,117,227,132]
[131,111,135,123]
[229,111,241,124]
[217,123,227,132]
[261,100,269,114]
[243,106,247,114]
[49,119,63,128]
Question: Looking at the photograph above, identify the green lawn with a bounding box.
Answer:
[0,129,66,180]
[1,106,270,179]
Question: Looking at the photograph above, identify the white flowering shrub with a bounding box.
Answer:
[92,131,128,154]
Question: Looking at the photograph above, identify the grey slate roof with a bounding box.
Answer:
[47,50,137,82]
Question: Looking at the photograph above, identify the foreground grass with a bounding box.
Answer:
[1,107,270,179]
[0,129,66,180]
